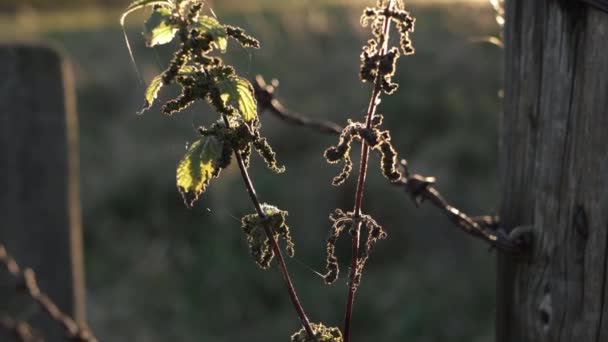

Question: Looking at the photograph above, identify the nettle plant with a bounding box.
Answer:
[120,0,416,340]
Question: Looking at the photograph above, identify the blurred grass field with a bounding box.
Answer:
[1,1,503,341]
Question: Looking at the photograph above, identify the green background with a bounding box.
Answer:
[1,1,504,341]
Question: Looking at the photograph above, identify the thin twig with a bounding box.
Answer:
[0,315,42,342]
[0,244,97,342]
[344,1,396,341]
[221,115,314,337]
[253,75,343,135]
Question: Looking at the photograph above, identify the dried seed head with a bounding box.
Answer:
[253,137,285,174]
[241,215,274,269]
[240,143,252,168]
[163,47,190,85]
[359,128,379,147]
[240,205,294,268]
[378,138,401,182]
[323,209,351,284]
[358,0,415,90]
[265,206,295,257]
[162,89,196,115]
[359,215,387,269]
[351,214,387,289]
[291,323,343,342]
[360,40,380,83]
[380,78,399,95]
[324,122,366,185]
[397,20,415,55]
[371,113,384,127]
[379,47,399,76]
[331,157,353,186]
[226,25,261,49]
[361,7,379,27]
[324,144,349,164]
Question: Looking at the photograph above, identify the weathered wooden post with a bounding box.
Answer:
[0,45,86,340]
[498,1,608,341]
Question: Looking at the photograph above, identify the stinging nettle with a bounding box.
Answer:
[322,0,414,306]
[122,0,293,277]
[122,0,417,340]
[121,0,283,209]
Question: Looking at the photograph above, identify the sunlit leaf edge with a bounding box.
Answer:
[176,135,224,208]
[144,7,179,47]
[195,15,229,52]
[138,74,164,114]
[218,76,258,122]
[120,0,174,27]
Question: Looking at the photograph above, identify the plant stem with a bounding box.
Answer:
[344,1,395,341]
[222,115,314,337]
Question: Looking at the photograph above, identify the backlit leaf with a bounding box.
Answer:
[120,0,174,83]
[144,7,178,47]
[195,15,228,52]
[120,0,173,27]
[217,77,258,122]
[177,135,224,207]
[138,74,164,114]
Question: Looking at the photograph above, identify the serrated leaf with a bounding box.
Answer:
[177,135,224,207]
[217,77,258,122]
[121,0,174,82]
[120,0,173,27]
[138,74,164,114]
[177,0,204,17]
[144,7,178,47]
[195,15,228,52]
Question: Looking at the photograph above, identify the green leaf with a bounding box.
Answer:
[177,0,204,17]
[120,0,173,27]
[217,77,258,122]
[138,74,164,114]
[194,15,228,52]
[177,135,224,207]
[121,1,174,79]
[144,7,178,47]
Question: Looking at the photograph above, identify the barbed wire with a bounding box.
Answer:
[0,315,42,342]
[394,162,524,252]
[0,244,97,342]
[252,74,527,254]
[253,75,343,135]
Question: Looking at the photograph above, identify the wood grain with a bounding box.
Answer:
[498,2,608,341]
[580,0,608,13]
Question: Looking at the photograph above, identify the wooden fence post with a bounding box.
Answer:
[0,45,86,341]
[498,2,608,341]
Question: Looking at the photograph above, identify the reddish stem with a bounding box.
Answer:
[344,1,395,341]
[222,115,314,337]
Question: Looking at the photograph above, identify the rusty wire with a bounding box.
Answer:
[253,75,343,135]
[0,315,42,342]
[253,75,527,253]
[0,244,97,342]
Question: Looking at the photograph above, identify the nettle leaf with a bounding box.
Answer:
[177,135,224,207]
[139,74,164,114]
[120,0,174,27]
[195,15,228,52]
[177,0,204,17]
[144,7,178,47]
[121,0,175,80]
[217,77,258,122]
